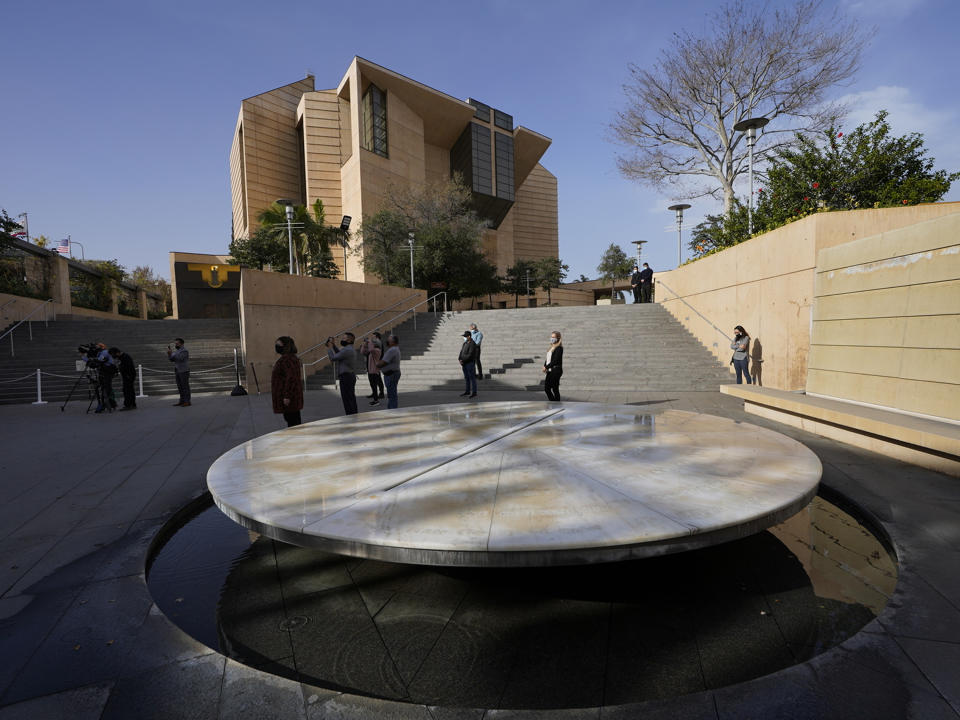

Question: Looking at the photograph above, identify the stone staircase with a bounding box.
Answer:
[0,317,243,405]
[308,304,734,393]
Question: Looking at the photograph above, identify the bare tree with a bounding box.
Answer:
[612,0,871,216]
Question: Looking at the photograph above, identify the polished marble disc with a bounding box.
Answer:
[206,402,822,566]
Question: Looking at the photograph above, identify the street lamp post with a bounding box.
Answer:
[277,199,295,275]
[339,216,352,281]
[631,240,648,265]
[668,204,691,267]
[407,233,415,289]
[732,117,769,237]
[69,237,86,261]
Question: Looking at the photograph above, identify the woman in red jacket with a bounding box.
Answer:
[271,336,304,427]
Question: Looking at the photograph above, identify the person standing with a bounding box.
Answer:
[377,334,401,409]
[326,332,358,415]
[167,338,191,406]
[272,336,304,427]
[542,331,564,401]
[469,323,484,379]
[361,333,384,406]
[730,325,752,384]
[639,263,654,303]
[458,331,479,399]
[630,265,643,304]
[109,347,136,411]
[94,342,118,412]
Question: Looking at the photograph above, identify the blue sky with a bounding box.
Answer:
[3,0,958,282]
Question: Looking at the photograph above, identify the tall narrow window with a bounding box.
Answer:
[361,84,388,157]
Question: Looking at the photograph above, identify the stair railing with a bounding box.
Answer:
[655,280,734,367]
[300,292,448,381]
[0,299,55,357]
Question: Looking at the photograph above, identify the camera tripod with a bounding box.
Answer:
[61,367,113,413]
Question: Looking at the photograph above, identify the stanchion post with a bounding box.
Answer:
[137,364,148,398]
[32,368,47,405]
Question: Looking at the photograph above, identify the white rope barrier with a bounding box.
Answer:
[0,371,38,384]
[139,363,233,375]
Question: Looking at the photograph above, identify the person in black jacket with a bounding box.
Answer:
[542,331,563,401]
[630,265,642,303]
[458,331,479,399]
[109,347,137,410]
[639,262,654,303]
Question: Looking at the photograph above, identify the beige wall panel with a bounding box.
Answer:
[813,318,907,347]
[902,315,960,349]
[513,165,558,263]
[816,245,960,297]
[817,211,960,271]
[424,143,449,186]
[814,316,960,349]
[808,345,905,379]
[812,285,911,321]
[807,369,960,421]
[239,268,426,383]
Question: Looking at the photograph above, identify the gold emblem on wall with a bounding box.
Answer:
[186,264,241,289]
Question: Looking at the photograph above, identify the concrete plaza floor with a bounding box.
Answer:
[0,383,958,719]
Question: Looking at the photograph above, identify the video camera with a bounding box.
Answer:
[77,343,104,369]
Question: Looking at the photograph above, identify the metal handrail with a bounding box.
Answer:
[1,299,16,312]
[298,292,424,359]
[302,292,448,370]
[656,280,732,344]
[0,299,55,357]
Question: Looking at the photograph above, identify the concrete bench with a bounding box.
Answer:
[720,385,960,477]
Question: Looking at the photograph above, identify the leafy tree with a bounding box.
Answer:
[34,235,49,249]
[459,259,501,308]
[689,111,960,258]
[576,274,590,283]
[228,227,289,271]
[255,200,340,278]
[611,0,869,216]
[534,257,569,305]
[358,177,491,300]
[0,209,23,251]
[129,265,172,313]
[757,110,959,225]
[597,244,633,302]
[503,259,538,308]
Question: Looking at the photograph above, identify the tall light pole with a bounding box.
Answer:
[668,204,691,267]
[733,117,769,237]
[631,240,647,265]
[70,237,86,261]
[339,216,352,281]
[277,199,295,275]
[407,232,415,289]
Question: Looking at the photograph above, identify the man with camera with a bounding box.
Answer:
[326,332,358,415]
[94,343,118,413]
[109,347,137,410]
[167,338,191,406]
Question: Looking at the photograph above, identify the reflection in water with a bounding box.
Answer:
[147,494,896,710]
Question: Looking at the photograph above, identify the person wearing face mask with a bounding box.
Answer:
[458,331,479,399]
[542,331,563,401]
[326,332,358,415]
[271,336,303,427]
[730,325,752,384]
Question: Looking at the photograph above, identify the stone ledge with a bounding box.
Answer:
[720,385,960,476]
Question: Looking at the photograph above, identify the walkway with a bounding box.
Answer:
[0,385,957,719]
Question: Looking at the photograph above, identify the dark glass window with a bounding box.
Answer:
[361,84,388,157]
[494,132,514,201]
[472,123,492,195]
[468,98,492,123]
[493,110,513,131]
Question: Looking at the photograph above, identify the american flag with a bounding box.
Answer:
[56,238,70,255]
